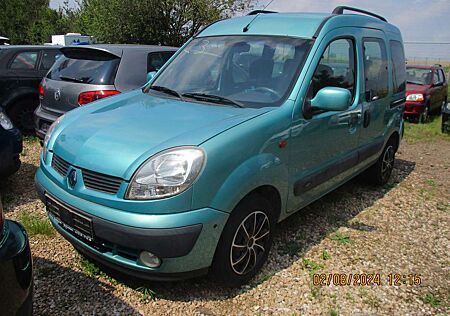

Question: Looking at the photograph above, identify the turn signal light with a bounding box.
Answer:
[78,90,120,106]
[38,83,44,99]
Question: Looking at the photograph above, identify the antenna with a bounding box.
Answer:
[243,0,277,32]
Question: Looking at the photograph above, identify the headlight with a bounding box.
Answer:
[43,115,64,150]
[0,111,13,130]
[406,94,424,102]
[126,147,205,200]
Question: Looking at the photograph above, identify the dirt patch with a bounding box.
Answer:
[1,137,449,315]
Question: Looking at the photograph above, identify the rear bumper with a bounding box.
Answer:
[35,167,229,280]
[34,105,60,140]
[0,127,22,178]
[0,221,33,315]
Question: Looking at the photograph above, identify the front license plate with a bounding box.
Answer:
[46,195,94,242]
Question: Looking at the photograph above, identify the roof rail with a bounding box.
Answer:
[247,10,277,16]
[332,6,387,22]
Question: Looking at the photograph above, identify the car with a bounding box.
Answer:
[404,64,448,123]
[35,7,405,286]
[0,45,61,134]
[0,196,33,315]
[0,108,22,179]
[442,102,450,133]
[34,44,178,140]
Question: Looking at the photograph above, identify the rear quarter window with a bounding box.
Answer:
[389,41,406,94]
[47,54,120,85]
[9,51,39,70]
[147,51,175,72]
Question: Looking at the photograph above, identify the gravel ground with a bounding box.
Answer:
[1,135,449,316]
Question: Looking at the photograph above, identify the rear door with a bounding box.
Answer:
[40,47,120,115]
[358,32,390,155]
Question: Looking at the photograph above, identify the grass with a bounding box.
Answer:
[136,287,156,302]
[16,212,54,236]
[329,308,339,316]
[280,241,302,256]
[420,293,441,308]
[79,257,103,278]
[321,250,331,260]
[404,115,449,144]
[329,232,351,245]
[302,258,323,273]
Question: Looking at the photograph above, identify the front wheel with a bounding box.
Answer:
[210,194,276,287]
[419,105,430,124]
[8,98,38,135]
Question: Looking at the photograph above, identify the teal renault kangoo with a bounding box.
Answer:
[35,6,406,286]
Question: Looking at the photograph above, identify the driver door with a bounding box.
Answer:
[287,31,363,212]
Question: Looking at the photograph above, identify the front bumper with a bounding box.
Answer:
[35,167,229,280]
[34,104,60,140]
[0,127,22,178]
[0,221,33,315]
[403,101,425,116]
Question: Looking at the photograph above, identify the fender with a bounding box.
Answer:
[208,153,289,220]
[1,86,38,110]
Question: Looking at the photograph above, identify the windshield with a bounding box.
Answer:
[147,36,312,108]
[406,67,432,85]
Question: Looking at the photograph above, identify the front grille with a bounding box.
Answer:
[51,154,70,176]
[82,169,122,195]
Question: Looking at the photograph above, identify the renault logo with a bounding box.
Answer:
[54,89,61,101]
[68,169,77,187]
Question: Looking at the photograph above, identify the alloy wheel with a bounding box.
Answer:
[230,211,270,275]
[381,145,394,182]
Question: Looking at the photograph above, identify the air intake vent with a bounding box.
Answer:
[82,169,122,195]
[51,154,70,176]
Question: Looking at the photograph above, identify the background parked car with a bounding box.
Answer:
[442,102,450,133]
[404,64,448,123]
[0,196,33,315]
[0,45,61,134]
[0,108,22,179]
[34,44,178,140]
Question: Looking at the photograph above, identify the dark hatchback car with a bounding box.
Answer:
[0,45,61,134]
[34,44,178,140]
[0,197,33,315]
[0,108,22,179]
[404,64,448,123]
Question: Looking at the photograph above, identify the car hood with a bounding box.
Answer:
[52,90,271,179]
[406,83,430,94]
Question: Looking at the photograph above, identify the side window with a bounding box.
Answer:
[438,69,445,84]
[308,38,356,99]
[40,50,61,70]
[389,41,406,94]
[10,51,38,70]
[363,38,388,101]
[433,71,440,85]
[147,51,174,72]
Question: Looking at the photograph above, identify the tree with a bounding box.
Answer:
[77,0,255,46]
[0,0,48,44]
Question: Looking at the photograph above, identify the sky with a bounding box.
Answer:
[50,0,450,60]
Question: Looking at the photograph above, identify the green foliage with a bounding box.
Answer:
[329,233,351,245]
[404,116,449,144]
[76,0,254,46]
[136,286,156,301]
[420,293,441,308]
[302,258,323,272]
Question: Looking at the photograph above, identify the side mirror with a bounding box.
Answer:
[146,71,157,83]
[311,87,352,112]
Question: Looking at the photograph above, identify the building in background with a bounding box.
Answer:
[50,33,95,46]
[0,36,10,45]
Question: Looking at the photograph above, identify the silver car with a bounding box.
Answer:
[34,44,177,139]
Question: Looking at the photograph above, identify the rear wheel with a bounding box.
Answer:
[8,98,38,135]
[210,194,276,287]
[365,139,396,186]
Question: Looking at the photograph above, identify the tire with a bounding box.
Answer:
[7,98,38,135]
[365,139,396,186]
[210,193,276,287]
[419,104,430,124]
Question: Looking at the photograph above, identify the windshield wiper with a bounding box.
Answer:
[59,75,85,83]
[182,92,244,108]
[149,85,185,101]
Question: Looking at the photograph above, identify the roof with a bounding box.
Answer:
[0,45,61,50]
[197,12,401,39]
[406,64,442,69]
[62,44,178,57]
